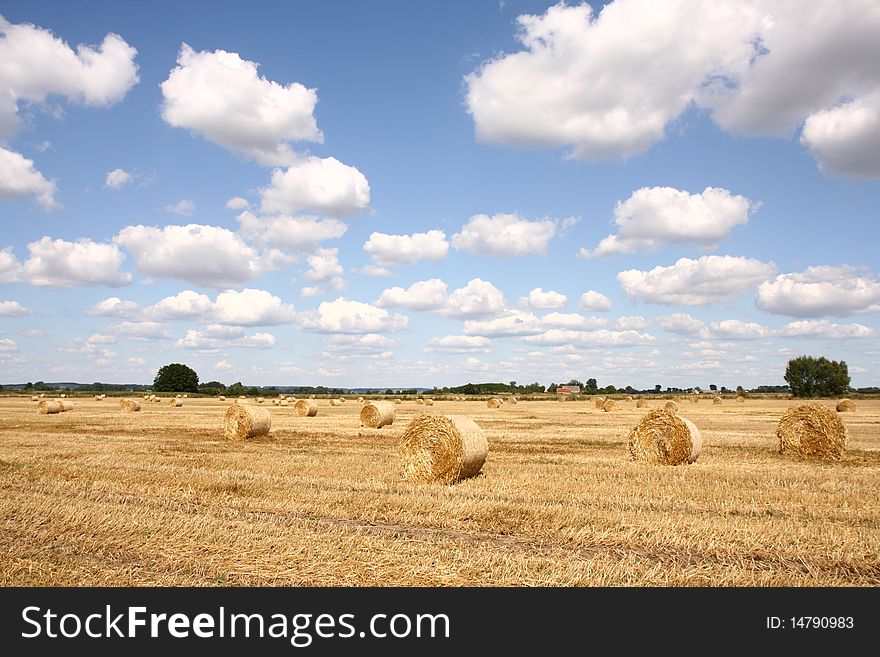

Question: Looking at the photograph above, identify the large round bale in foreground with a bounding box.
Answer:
[777,403,846,460]
[602,399,618,412]
[224,404,271,440]
[487,398,502,409]
[399,414,488,485]
[664,400,678,413]
[37,400,61,414]
[628,409,702,465]
[119,399,141,412]
[361,401,396,428]
[836,399,856,412]
[294,399,319,417]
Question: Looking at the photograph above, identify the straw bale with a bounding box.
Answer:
[628,409,701,465]
[37,400,61,414]
[836,399,856,412]
[777,403,846,460]
[224,404,271,440]
[399,414,488,484]
[119,399,141,412]
[487,398,502,409]
[361,401,396,428]
[294,399,319,417]
[602,399,618,412]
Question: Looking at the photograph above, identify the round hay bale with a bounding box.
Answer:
[330,399,342,406]
[425,399,434,406]
[153,397,162,403]
[507,396,518,405]
[628,409,702,465]
[280,399,289,406]
[338,397,346,403]
[271,399,279,405]
[625,395,634,401]
[636,399,648,408]
[39,393,46,398]
[294,399,319,417]
[176,394,182,399]
[399,414,488,484]
[487,398,502,409]
[100,394,106,399]
[143,395,150,400]
[31,395,39,402]
[602,399,618,412]
[664,400,678,413]
[238,395,246,399]
[777,403,846,460]
[182,394,188,398]
[357,396,364,402]
[119,399,141,412]
[594,396,606,409]
[394,399,402,405]
[218,395,226,401]
[416,399,425,405]
[60,394,66,398]
[256,397,264,404]
[224,404,271,440]
[170,399,183,407]
[736,396,745,403]
[713,396,722,404]
[58,400,74,412]
[309,394,316,399]
[836,399,856,412]
[691,396,700,404]
[94,395,103,401]
[361,401,396,428]
[37,400,61,414]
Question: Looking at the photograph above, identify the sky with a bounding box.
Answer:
[0,0,878,390]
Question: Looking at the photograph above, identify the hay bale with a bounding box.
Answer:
[182,394,188,398]
[58,400,74,412]
[594,396,606,409]
[836,399,856,412]
[100,394,106,399]
[425,399,434,406]
[713,396,722,404]
[280,399,289,406]
[37,400,61,414]
[399,414,488,484]
[94,395,103,401]
[153,397,162,403]
[602,399,618,412]
[636,399,648,408]
[625,395,634,402]
[31,395,39,402]
[218,395,226,401]
[143,395,150,400]
[691,396,700,403]
[736,396,745,403]
[238,395,246,399]
[176,394,182,399]
[664,400,678,413]
[294,399,319,417]
[330,399,342,406]
[309,394,316,399]
[361,401,396,428]
[256,397,264,404]
[338,397,346,403]
[416,399,425,405]
[357,396,364,402]
[487,398,502,409]
[628,409,702,465]
[224,404,271,440]
[777,403,846,460]
[60,394,66,398]
[507,396,518,405]
[119,399,141,412]
[170,399,183,407]
[394,399,402,405]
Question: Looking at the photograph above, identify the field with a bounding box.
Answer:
[1,395,878,586]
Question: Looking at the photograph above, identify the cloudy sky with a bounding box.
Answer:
[1,1,878,389]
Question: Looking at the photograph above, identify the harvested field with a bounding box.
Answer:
[0,396,878,586]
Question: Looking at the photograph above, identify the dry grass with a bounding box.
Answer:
[0,396,878,586]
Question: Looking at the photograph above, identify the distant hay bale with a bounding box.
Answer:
[58,400,74,412]
[100,394,106,399]
[94,395,102,401]
[628,409,702,465]
[176,394,182,399]
[357,396,364,402]
[361,401,396,428]
[399,414,488,485]
[594,396,606,409]
[170,399,183,407]
[182,394,188,398]
[507,396,518,405]
[238,395,246,399]
[60,394,66,398]
[271,399,279,405]
[294,399,319,417]
[39,393,45,398]
[777,403,846,460]
[394,399,402,405]
[691,396,700,403]
[330,399,342,406]
[218,395,226,401]
[602,399,618,412]
[713,396,722,404]
[119,399,141,412]
[416,399,425,405]
[224,404,271,440]
[280,399,289,406]
[309,394,316,399]
[625,395,634,401]
[143,395,150,400]
[31,395,39,402]
[487,398,502,409]
[153,397,162,403]
[736,396,745,403]
[636,399,648,408]
[836,399,856,412]
[37,400,61,414]
[425,399,434,406]
[256,397,264,404]
[664,400,679,413]
[338,397,346,403]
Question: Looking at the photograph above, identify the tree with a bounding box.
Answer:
[709,384,717,392]
[655,384,662,393]
[584,378,598,393]
[153,363,199,393]
[784,356,850,398]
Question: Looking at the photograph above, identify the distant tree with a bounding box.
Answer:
[153,363,199,393]
[509,381,517,388]
[24,382,33,390]
[384,389,394,395]
[547,383,558,393]
[584,378,598,393]
[92,382,105,392]
[655,384,662,393]
[736,385,745,395]
[785,356,850,398]
[246,386,261,397]
[709,384,717,392]
[226,382,246,396]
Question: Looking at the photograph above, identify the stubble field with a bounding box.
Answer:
[1,395,878,586]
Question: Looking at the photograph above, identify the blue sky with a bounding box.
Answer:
[1,0,878,389]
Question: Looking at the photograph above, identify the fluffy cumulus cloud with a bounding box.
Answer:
[375,278,448,311]
[164,199,195,217]
[522,328,656,346]
[212,288,295,326]
[0,16,139,137]
[230,332,277,349]
[465,1,880,178]
[579,290,612,312]
[618,255,776,305]
[225,196,250,210]
[0,147,58,210]
[0,247,20,283]
[86,296,140,318]
[22,237,131,287]
[114,224,268,287]
[451,213,564,256]
[300,247,344,297]
[541,312,607,330]
[583,187,756,257]
[105,321,171,341]
[0,300,30,316]
[160,44,320,166]
[425,335,492,353]
[325,333,398,354]
[146,289,213,319]
[756,265,880,317]
[526,287,567,309]
[259,156,370,217]
[778,319,876,339]
[296,298,408,334]
[463,311,544,337]
[375,277,504,318]
[658,313,709,336]
[104,168,131,189]
[362,230,449,268]
[236,210,346,255]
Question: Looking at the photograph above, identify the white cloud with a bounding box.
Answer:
[105,321,171,341]
[658,313,708,337]
[375,278,449,311]
[259,156,370,217]
[526,287,566,309]
[357,264,392,278]
[202,324,244,339]
[325,333,398,354]
[756,265,880,317]
[164,199,195,217]
[215,360,234,371]
[618,255,776,305]
[522,329,656,346]
[0,300,30,316]
[375,277,504,318]
[0,147,58,210]
[0,247,20,283]
[225,196,250,210]
[104,168,131,189]
[300,247,344,297]
[451,213,562,256]
[0,337,17,352]
[296,298,408,334]
[0,16,138,137]
[801,95,880,179]
[87,333,117,345]
[541,312,607,330]
[615,315,651,330]
[584,187,756,257]
[425,335,492,354]
[362,230,449,268]
[708,319,769,340]
[86,297,140,318]
[114,224,267,287]
[579,290,612,312]
[463,311,544,337]
[159,44,320,165]
[175,329,218,350]
[230,332,277,349]
[213,288,295,326]
[236,210,347,254]
[146,290,213,319]
[778,320,876,339]
[22,237,131,287]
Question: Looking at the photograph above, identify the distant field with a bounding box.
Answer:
[1,395,878,586]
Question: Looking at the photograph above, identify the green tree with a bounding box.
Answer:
[784,356,850,398]
[584,378,598,393]
[153,363,199,393]
[226,382,246,396]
